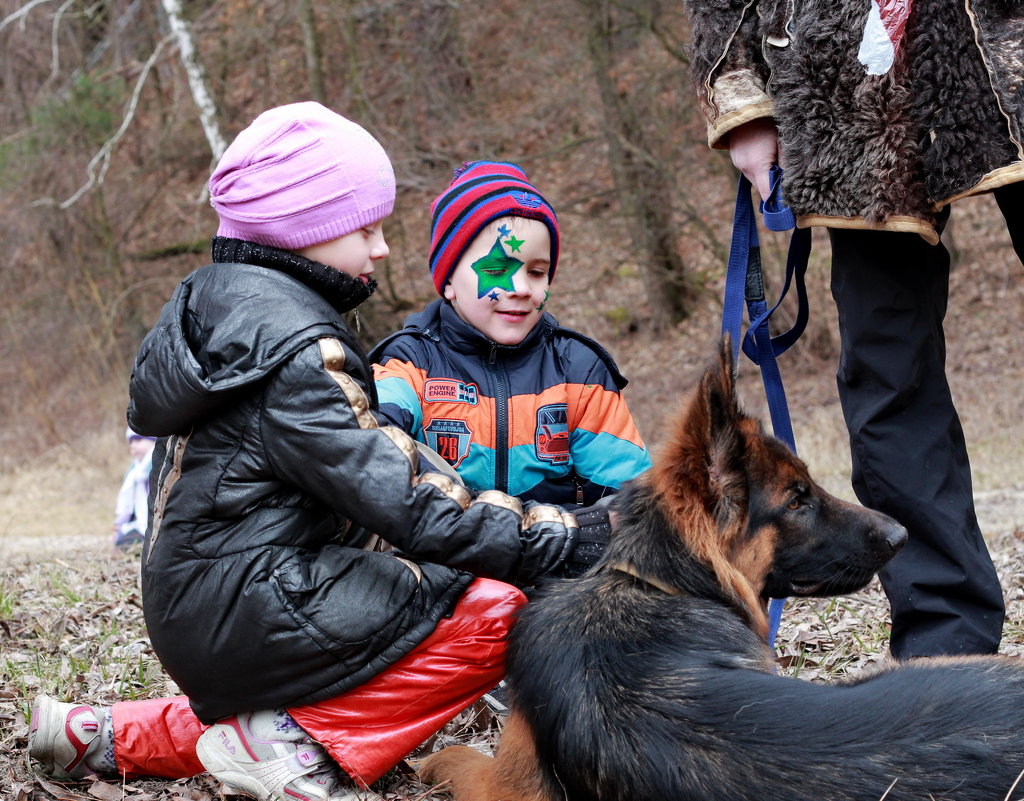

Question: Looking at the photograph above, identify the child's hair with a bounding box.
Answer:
[428,161,559,295]
[208,101,395,251]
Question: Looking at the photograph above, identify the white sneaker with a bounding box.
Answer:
[196,710,379,801]
[28,695,105,779]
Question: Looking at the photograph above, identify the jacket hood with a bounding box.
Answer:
[128,262,350,435]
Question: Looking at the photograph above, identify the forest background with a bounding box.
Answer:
[4,0,1024,519]
[1,0,1024,798]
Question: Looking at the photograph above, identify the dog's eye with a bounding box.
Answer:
[786,490,808,511]
[786,484,809,511]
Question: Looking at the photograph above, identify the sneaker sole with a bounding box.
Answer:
[27,697,55,776]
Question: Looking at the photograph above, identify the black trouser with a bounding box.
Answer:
[828,182,1024,659]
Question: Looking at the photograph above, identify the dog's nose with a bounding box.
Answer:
[881,522,908,554]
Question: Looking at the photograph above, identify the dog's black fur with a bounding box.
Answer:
[419,342,1024,801]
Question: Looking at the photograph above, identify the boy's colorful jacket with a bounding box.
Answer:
[127,239,578,723]
[370,299,651,507]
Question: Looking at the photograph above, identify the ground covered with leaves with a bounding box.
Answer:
[3,524,1024,801]
[0,546,485,800]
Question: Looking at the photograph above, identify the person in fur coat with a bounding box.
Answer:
[682,0,1024,660]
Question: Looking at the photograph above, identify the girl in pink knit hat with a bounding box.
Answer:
[29,103,585,801]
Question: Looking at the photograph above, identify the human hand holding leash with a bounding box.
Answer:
[728,118,779,202]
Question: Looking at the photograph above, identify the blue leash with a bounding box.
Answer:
[720,166,812,647]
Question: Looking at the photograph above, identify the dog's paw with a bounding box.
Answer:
[417,745,487,785]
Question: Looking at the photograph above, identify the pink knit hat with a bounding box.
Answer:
[209,102,395,250]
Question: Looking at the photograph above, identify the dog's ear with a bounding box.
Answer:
[651,337,766,635]
[703,339,747,522]
[704,338,739,440]
[655,338,747,518]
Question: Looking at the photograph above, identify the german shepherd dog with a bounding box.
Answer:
[419,342,1024,801]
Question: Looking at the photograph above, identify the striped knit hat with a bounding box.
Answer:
[429,161,559,295]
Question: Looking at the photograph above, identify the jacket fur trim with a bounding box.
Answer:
[684,0,1024,241]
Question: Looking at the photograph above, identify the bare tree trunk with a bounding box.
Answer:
[578,0,693,330]
[400,0,472,120]
[297,0,324,103]
[158,0,226,160]
[337,0,371,122]
[347,0,473,149]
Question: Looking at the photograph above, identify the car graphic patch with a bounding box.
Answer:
[535,403,570,464]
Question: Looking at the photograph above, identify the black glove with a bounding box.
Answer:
[560,500,613,578]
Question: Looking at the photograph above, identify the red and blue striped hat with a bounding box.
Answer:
[429,161,559,295]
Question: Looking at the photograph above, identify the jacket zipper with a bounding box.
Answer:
[489,343,511,494]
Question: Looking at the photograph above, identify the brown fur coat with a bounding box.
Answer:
[683,0,1024,243]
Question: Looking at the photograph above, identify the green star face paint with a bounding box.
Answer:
[471,237,524,299]
[505,234,525,252]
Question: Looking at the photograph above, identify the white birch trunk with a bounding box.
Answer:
[159,0,227,160]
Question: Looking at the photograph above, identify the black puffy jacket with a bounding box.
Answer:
[128,240,577,723]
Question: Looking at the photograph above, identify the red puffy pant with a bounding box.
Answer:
[113,578,525,787]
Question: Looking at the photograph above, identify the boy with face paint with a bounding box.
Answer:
[371,162,651,549]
